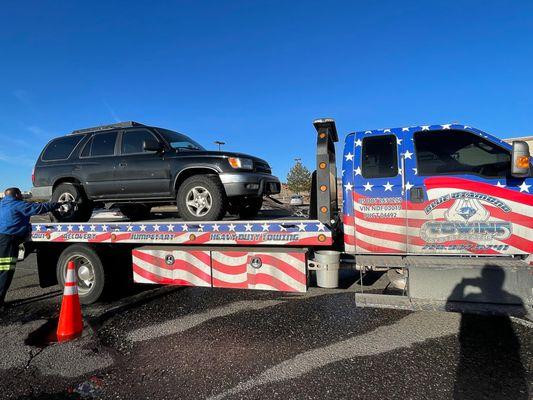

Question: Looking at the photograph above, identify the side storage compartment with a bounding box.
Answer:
[132,247,212,287]
[211,250,307,293]
[131,246,308,293]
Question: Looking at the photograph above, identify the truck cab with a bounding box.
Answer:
[341,124,532,257]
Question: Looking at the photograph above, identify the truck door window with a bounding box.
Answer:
[414,130,510,178]
[362,135,398,178]
[80,132,117,158]
[121,129,159,154]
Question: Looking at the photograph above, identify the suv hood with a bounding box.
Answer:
[171,150,270,165]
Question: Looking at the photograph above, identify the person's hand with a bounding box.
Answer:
[56,201,76,213]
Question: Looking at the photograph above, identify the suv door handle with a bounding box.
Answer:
[409,186,425,203]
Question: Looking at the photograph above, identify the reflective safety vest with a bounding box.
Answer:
[0,257,17,271]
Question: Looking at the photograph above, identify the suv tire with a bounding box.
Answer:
[51,183,93,223]
[119,204,151,221]
[177,175,226,221]
[237,197,263,219]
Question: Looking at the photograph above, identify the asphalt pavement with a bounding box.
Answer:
[0,255,531,399]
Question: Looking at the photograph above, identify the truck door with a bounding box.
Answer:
[406,125,531,255]
[352,130,407,253]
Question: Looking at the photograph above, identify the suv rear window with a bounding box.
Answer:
[41,136,84,161]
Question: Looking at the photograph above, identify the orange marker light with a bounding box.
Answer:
[318,234,326,242]
[319,162,327,169]
[189,234,196,241]
[320,185,327,192]
[320,206,328,213]
[319,133,327,139]
[516,156,529,169]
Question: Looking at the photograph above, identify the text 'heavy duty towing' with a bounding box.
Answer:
[29,119,532,315]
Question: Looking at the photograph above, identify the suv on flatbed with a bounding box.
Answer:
[31,121,281,222]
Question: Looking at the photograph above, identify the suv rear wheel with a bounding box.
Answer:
[177,175,226,221]
[118,204,152,221]
[51,183,93,222]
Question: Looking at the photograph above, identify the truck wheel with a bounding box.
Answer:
[119,204,151,221]
[177,175,226,221]
[237,197,263,219]
[51,183,93,222]
[57,245,105,305]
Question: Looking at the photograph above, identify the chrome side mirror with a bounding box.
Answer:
[511,140,531,178]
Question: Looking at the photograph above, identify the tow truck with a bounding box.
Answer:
[29,119,533,315]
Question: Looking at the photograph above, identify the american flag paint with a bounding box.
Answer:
[31,220,332,247]
[343,124,532,256]
[132,247,307,293]
[211,251,307,292]
[133,249,212,287]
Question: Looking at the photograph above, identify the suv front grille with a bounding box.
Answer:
[254,162,271,174]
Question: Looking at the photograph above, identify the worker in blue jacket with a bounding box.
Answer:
[0,187,63,309]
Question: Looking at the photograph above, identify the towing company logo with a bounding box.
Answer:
[420,192,512,243]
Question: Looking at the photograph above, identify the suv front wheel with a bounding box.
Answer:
[177,175,226,221]
[51,183,93,222]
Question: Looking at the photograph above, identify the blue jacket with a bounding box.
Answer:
[0,195,58,238]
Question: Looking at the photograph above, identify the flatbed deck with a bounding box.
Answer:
[30,209,333,247]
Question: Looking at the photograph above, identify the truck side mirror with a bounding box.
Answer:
[143,139,163,153]
[511,140,531,178]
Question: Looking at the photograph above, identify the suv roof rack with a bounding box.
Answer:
[70,121,146,135]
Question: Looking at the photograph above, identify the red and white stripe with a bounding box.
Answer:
[347,177,533,256]
[212,251,307,293]
[133,249,212,287]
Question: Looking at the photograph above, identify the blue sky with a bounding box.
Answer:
[1,1,532,190]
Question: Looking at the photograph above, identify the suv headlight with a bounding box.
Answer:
[228,157,253,170]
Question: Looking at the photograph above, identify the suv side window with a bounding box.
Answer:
[414,130,511,178]
[362,135,398,178]
[80,131,118,158]
[121,129,158,154]
[41,136,84,161]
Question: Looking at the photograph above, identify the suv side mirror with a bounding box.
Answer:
[511,140,531,178]
[143,139,163,153]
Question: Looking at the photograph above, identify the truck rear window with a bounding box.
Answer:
[41,136,83,161]
[362,135,398,178]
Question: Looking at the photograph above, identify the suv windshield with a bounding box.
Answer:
[157,129,205,151]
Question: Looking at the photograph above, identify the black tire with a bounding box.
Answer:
[57,245,105,305]
[118,204,151,221]
[177,175,226,221]
[51,183,93,222]
[237,197,263,219]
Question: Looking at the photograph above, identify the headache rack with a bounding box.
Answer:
[70,121,146,135]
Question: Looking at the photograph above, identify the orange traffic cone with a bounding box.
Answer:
[57,260,83,342]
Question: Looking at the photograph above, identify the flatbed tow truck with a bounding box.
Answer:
[28,119,533,315]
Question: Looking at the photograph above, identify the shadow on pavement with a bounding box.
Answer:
[446,266,528,400]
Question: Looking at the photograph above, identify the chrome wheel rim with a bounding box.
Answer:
[185,186,212,217]
[65,255,95,296]
[57,192,75,215]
